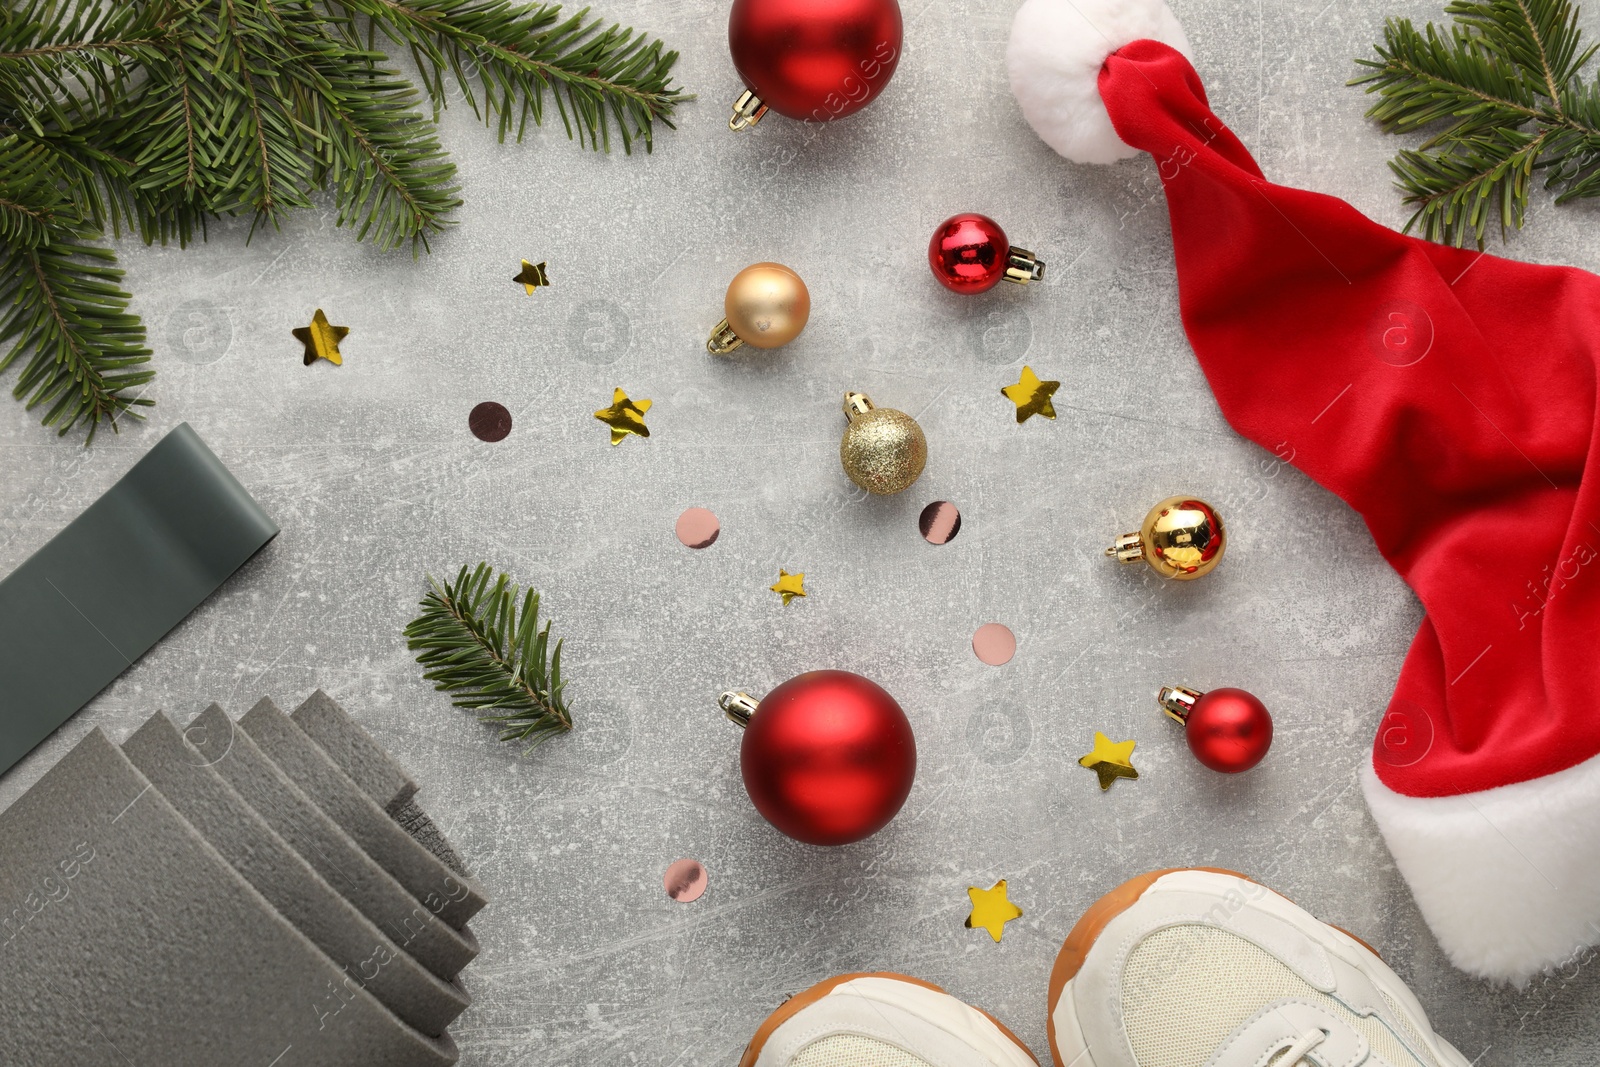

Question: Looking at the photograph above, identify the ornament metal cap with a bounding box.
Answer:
[729,89,769,131]
[1157,684,1203,724]
[1004,247,1046,285]
[843,391,875,419]
[1105,496,1226,580]
[707,319,744,354]
[720,690,760,727]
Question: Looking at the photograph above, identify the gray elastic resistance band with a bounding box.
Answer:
[0,423,278,777]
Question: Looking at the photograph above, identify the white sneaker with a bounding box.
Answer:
[740,972,1040,1067]
[1047,869,1474,1067]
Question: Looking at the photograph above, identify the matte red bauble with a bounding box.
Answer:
[726,0,903,130]
[928,213,1046,294]
[720,670,916,845]
[1159,685,1273,773]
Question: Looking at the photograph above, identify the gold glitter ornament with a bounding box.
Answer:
[839,392,926,495]
[707,262,810,354]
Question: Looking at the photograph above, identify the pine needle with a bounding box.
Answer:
[403,563,573,750]
[1352,0,1600,247]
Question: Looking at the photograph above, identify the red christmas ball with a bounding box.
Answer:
[1185,688,1273,773]
[728,0,903,122]
[929,213,1011,294]
[739,670,916,845]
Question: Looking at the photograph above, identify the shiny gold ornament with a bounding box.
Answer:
[292,309,348,366]
[593,387,652,446]
[1106,496,1226,580]
[513,259,549,294]
[1078,731,1139,791]
[839,392,927,495]
[707,262,810,354]
[1000,365,1059,423]
[770,569,806,605]
[965,879,1023,943]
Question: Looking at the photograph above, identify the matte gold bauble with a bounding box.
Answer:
[1106,496,1225,580]
[840,392,926,495]
[707,262,810,354]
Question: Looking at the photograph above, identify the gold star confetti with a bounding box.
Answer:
[1079,731,1139,791]
[965,879,1023,943]
[770,569,806,605]
[593,387,651,446]
[292,309,348,366]
[513,259,549,294]
[1001,365,1060,424]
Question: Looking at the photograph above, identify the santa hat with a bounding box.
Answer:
[1009,0,1600,984]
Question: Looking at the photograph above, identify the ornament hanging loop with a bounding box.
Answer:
[707,318,745,355]
[720,690,760,727]
[729,90,769,131]
[1005,247,1046,285]
[1157,685,1202,724]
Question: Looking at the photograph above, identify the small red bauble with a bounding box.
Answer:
[1159,685,1273,773]
[727,0,903,129]
[720,670,916,846]
[929,213,1046,294]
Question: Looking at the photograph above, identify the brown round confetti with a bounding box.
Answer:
[972,623,1016,666]
[664,858,708,902]
[919,501,961,544]
[675,507,721,549]
[469,401,512,442]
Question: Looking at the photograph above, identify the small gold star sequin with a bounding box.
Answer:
[293,309,348,366]
[770,569,806,605]
[514,259,549,294]
[1001,365,1060,424]
[1079,731,1139,791]
[593,387,651,446]
[965,879,1023,943]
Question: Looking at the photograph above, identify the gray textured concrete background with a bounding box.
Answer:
[3,0,1598,1063]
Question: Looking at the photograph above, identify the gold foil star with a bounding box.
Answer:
[293,309,348,366]
[1079,731,1139,791]
[965,879,1023,943]
[514,259,549,294]
[1001,365,1060,423]
[594,387,651,445]
[770,569,806,605]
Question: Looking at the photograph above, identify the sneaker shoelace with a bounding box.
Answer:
[1279,1029,1326,1066]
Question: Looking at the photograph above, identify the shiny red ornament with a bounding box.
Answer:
[727,0,903,128]
[929,213,1047,294]
[720,670,916,846]
[1159,685,1273,773]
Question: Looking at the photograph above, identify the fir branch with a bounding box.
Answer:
[404,563,573,749]
[336,0,686,151]
[1353,0,1600,246]
[0,215,152,441]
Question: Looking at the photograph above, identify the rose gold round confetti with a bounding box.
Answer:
[469,401,512,442]
[675,507,721,549]
[972,623,1016,666]
[919,501,961,544]
[664,858,708,902]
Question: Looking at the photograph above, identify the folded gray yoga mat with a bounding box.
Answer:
[0,729,458,1067]
[120,711,470,1037]
[185,703,479,980]
[0,424,277,777]
[239,698,488,929]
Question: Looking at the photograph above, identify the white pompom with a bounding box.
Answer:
[1006,0,1191,164]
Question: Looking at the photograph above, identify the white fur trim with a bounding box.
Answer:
[1006,0,1191,164]
[1361,757,1600,984]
